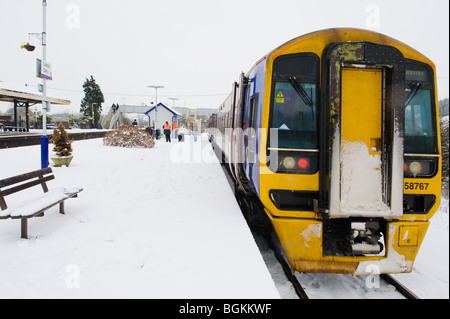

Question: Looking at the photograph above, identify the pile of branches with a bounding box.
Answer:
[103,125,155,148]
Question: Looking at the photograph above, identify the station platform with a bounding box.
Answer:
[0,134,280,298]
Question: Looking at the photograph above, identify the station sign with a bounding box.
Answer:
[36,59,53,81]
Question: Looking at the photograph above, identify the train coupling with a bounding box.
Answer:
[349,221,383,255]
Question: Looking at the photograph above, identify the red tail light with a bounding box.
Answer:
[298,158,309,169]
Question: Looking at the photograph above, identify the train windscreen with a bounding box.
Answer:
[269,54,319,151]
[404,63,437,155]
[404,61,438,178]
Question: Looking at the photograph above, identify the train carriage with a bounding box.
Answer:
[209,28,441,274]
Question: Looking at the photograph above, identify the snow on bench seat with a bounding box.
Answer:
[0,187,82,219]
[0,167,83,238]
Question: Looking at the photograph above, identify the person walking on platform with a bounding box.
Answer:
[163,121,171,142]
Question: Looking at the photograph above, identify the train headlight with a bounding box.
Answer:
[403,157,437,178]
[409,161,422,175]
[270,151,318,174]
[282,156,296,169]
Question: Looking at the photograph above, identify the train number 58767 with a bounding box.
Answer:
[404,182,429,190]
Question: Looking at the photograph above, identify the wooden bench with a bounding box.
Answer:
[0,167,83,239]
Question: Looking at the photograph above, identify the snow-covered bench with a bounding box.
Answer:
[0,167,83,238]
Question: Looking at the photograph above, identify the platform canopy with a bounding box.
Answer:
[0,86,70,105]
[0,83,70,132]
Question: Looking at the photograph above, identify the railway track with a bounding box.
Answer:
[380,274,419,299]
[267,236,309,299]
[269,238,419,299]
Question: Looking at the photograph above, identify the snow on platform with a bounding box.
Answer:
[0,134,280,298]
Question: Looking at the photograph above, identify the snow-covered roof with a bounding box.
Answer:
[144,102,182,117]
[0,82,70,105]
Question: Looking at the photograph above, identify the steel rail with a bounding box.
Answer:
[381,274,420,299]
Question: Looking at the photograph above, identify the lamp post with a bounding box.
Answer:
[148,85,164,105]
[41,0,48,168]
[22,1,49,167]
[168,97,179,109]
[148,85,164,135]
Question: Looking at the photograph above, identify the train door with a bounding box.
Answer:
[338,67,385,214]
[228,82,238,180]
[245,93,259,185]
[320,42,405,219]
[233,73,249,192]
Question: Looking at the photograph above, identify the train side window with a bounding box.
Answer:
[248,95,258,136]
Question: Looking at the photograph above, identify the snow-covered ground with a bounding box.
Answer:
[0,134,448,299]
[0,135,279,298]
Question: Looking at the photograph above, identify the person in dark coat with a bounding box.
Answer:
[163,121,171,142]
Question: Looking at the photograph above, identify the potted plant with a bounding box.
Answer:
[50,124,74,167]
[20,42,36,52]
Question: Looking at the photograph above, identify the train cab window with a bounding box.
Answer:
[404,60,438,178]
[405,90,434,153]
[404,61,437,155]
[269,54,319,150]
[267,53,319,174]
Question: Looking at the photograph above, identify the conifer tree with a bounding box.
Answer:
[51,124,73,156]
[80,75,105,127]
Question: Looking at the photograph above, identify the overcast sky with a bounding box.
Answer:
[1,0,448,114]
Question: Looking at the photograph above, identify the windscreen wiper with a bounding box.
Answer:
[405,82,422,106]
[288,76,314,107]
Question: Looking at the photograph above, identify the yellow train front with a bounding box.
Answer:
[210,28,441,275]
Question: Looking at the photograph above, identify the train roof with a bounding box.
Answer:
[258,28,434,70]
